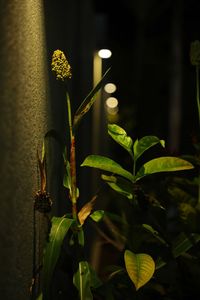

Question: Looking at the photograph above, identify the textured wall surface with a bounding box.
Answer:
[0,1,50,299]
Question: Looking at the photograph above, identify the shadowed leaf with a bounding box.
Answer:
[101,174,133,199]
[42,217,74,299]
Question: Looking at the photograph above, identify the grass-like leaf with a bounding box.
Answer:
[155,233,200,269]
[135,156,194,181]
[42,217,74,299]
[73,68,111,130]
[124,250,155,290]
[73,261,93,300]
[81,155,134,182]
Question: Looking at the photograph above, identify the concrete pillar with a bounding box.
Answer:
[0,1,49,299]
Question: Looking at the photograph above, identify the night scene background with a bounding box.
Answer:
[0,1,200,299]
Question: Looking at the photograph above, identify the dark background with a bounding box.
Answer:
[0,1,200,299]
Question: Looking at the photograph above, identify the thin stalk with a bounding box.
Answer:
[70,135,78,220]
[133,159,136,178]
[66,92,73,142]
[66,92,78,220]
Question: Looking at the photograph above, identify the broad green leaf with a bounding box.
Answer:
[133,136,165,161]
[101,174,133,199]
[73,68,111,130]
[108,124,133,158]
[81,155,134,182]
[135,156,194,181]
[124,250,155,290]
[90,210,105,222]
[155,233,200,269]
[73,261,93,300]
[42,217,74,299]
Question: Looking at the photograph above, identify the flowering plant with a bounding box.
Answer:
[34,49,198,300]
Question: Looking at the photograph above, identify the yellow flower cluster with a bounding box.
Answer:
[51,50,72,81]
[190,40,200,66]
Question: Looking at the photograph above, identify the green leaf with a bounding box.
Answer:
[133,136,165,161]
[73,261,93,300]
[108,124,133,158]
[73,68,111,130]
[36,293,43,300]
[88,265,102,288]
[63,159,72,192]
[90,210,105,222]
[135,156,194,181]
[42,217,74,299]
[81,155,134,182]
[124,250,155,290]
[101,174,133,199]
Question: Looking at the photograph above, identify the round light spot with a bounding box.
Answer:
[104,83,117,93]
[106,97,118,108]
[98,49,112,59]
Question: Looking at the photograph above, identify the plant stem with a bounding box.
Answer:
[66,92,78,220]
[66,92,73,142]
[70,135,78,220]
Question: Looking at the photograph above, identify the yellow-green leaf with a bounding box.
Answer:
[124,250,155,291]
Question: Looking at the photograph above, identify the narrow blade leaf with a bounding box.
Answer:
[135,156,194,181]
[172,232,200,258]
[73,261,93,300]
[42,217,74,299]
[124,250,155,291]
[156,233,200,270]
[73,68,111,130]
[108,124,133,158]
[133,136,165,161]
[81,155,134,182]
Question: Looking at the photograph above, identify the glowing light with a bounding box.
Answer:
[98,49,112,59]
[106,97,118,108]
[104,83,117,93]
